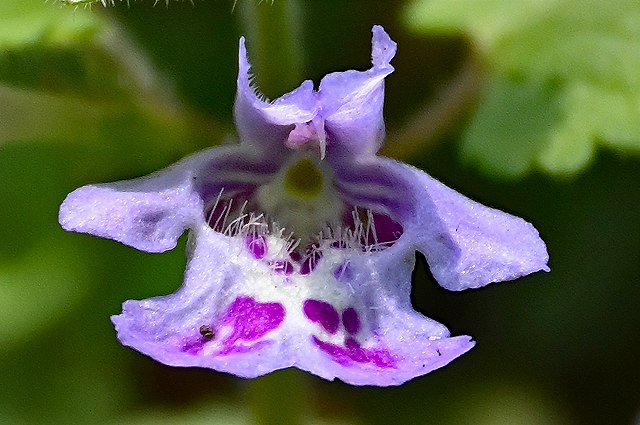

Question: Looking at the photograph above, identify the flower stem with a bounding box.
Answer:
[237,0,304,98]
[245,369,311,425]
[382,52,485,160]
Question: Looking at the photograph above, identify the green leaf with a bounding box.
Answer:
[462,78,561,177]
[406,0,640,177]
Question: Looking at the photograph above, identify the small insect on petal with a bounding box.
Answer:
[199,325,215,340]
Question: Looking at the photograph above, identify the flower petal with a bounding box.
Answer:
[234,37,317,151]
[58,146,252,253]
[319,25,397,156]
[292,244,474,386]
[62,25,547,387]
[379,159,549,291]
[112,227,296,377]
[113,224,473,386]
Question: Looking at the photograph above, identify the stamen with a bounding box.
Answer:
[270,259,294,275]
[221,198,233,232]
[300,247,323,275]
[241,213,267,236]
[204,185,401,265]
[285,236,300,256]
[367,210,379,247]
[206,188,225,226]
[224,200,248,236]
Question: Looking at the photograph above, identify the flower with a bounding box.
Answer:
[59,26,549,386]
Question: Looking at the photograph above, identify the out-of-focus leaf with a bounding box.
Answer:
[56,0,182,8]
[112,404,252,425]
[0,0,104,49]
[0,237,89,348]
[0,283,132,423]
[0,144,80,259]
[0,0,225,150]
[448,381,574,425]
[112,403,359,425]
[0,84,109,147]
[405,0,640,177]
[461,78,561,177]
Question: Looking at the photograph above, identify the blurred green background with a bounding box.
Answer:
[1,1,639,424]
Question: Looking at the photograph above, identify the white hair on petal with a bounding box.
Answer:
[205,189,398,255]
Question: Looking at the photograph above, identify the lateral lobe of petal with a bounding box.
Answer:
[58,150,212,253]
[217,296,285,355]
[111,229,293,377]
[379,158,549,291]
[58,145,269,254]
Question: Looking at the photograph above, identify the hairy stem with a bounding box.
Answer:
[237,0,304,98]
[245,369,311,425]
[383,51,486,160]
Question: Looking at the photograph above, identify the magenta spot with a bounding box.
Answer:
[180,324,218,355]
[344,338,395,368]
[368,349,396,368]
[344,337,368,362]
[289,250,302,262]
[303,299,340,334]
[342,307,360,335]
[312,336,396,369]
[312,336,351,366]
[270,259,294,275]
[180,338,205,355]
[216,297,284,356]
[219,296,285,353]
[333,262,353,281]
[222,296,285,340]
[221,340,272,355]
[246,235,267,259]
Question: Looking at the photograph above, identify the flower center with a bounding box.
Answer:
[255,154,344,241]
[199,152,404,270]
[284,158,324,198]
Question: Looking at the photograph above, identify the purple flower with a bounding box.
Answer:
[59,26,548,386]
